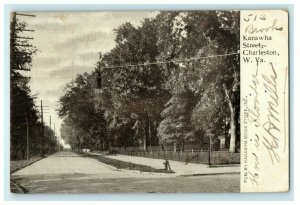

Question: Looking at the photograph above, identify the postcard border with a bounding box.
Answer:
[3,3,294,201]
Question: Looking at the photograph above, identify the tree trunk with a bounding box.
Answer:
[148,117,152,149]
[228,101,237,152]
[223,84,238,153]
[143,120,147,150]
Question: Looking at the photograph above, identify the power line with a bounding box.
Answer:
[99,52,240,70]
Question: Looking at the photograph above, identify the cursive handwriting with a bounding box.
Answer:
[248,62,260,127]
[262,62,281,164]
[252,152,260,171]
[245,19,283,34]
[254,134,259,149]
[248,170,259,186]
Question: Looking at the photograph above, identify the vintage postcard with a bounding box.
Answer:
[9,10,289,193]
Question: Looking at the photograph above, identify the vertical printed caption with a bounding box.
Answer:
[240,10,289,192]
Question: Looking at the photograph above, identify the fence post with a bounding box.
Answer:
[197,153,199,164]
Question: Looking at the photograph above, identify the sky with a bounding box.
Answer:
[19,11,158,147]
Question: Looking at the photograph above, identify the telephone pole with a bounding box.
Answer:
[54,123,60,152]
[40,100,44,124]
[37,100,49,156]
[41,100,45,156]
[11,12,36,71]
[25,116,29,165]
[49,115,52,132]
[11,12,35,162]
[208,134,211,167]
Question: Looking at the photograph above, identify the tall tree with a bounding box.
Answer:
[94,19,170,150]
[155,11,240,152]
[58,72,108,151]
[58,11,240,153]
[157,91,196,151]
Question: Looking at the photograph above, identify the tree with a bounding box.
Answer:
[94,19,170,150]
[58,72,108,151]
[155,11,240,152]
[58,11,240,153]
[191,82,229,149]
[157,91,196,151]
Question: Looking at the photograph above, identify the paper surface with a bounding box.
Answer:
[9,9,290,194]
[240,10,289,192]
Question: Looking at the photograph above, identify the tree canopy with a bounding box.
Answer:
[58,11,240,153]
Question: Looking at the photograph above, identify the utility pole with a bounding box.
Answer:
[49,116,51,130]
[11,12,35,162]
[37,100,50,156]
[25,116,29,166]
[40,100,44,124]
[54,123,58,152]
[11,12,35,71]
[41,100,45,156]
[208,134,211,167]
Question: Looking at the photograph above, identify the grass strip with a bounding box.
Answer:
[10,157,44,174]
[84,154,174,174]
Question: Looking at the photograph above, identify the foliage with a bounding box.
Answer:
[155,11,240,152]
[93,19,170,149]
[58,73,108,151]
[58,11,240,153]
[191,83,229,139]
[157,91,196,148]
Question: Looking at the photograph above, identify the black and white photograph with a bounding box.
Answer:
[10,10,242,194]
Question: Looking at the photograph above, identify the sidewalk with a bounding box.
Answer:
[103,154,240,176]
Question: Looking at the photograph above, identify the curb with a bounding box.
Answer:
[85,153,240,177]
[85,156,162,176]
[179,172,240,177]
[85,156,120,171]
[10,180,29,194]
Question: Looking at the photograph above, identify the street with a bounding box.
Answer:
[11,152,240,193]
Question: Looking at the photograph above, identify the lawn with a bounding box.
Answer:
[83,153,174,174]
